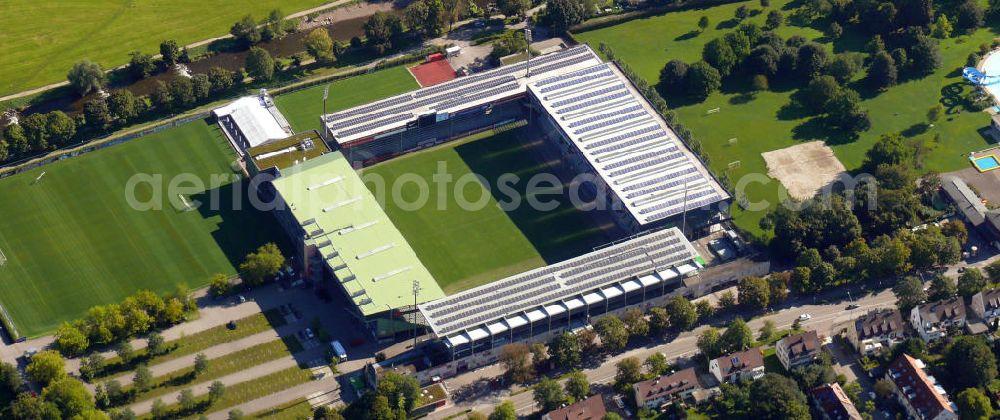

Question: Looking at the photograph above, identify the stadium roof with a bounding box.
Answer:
[271,151,444,316]
[527,63,729,225]
[418,227,702,339]
[247,130,330,172]
[323,45,602,144]
[213,95,293,149]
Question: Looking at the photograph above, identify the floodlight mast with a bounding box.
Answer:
[412,279,422,348]
[319,83,333,141]
[524,26,532,77]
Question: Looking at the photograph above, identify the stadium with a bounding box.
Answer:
[220,45,731,367]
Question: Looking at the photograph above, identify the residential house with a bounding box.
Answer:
[810,383,863,420]
[970,288,1000,328]
[633,367,703,410]
[709,347,765,384]
[846,309,905,355]
[542,395,606,420]
[910,297,966,342]
[884,354,957,420]
[776,330,821,371]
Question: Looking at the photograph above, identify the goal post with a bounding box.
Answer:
[0,247,6,266]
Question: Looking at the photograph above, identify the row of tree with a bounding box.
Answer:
[0,64,241,163]
[54,286,194,357]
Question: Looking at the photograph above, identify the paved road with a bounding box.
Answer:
[427,288,900,419]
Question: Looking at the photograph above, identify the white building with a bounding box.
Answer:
[710,348,765,384]
[910,297,966,342]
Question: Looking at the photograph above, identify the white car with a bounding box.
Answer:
[798,313,812,321]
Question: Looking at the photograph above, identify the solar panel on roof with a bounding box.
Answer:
[591,133,669,157]
[574,112,646,135]
[556,91,631,114]
[539,70,616,94]
[567,104,644,128]
[551,83,626,108]
[608,151,685,177]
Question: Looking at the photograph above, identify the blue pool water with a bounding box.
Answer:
[975,155,1000,170]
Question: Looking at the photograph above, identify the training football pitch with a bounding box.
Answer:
[361,127,619,294]
[0,0,329,97]
[0,120,283,337]
[274,66,419,133]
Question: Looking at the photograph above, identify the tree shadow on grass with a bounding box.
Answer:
[716,18,740,30]
[675,30,701,41]
[900,123,930,137]
[791,116,860,145]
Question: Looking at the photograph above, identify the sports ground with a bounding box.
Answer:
[575,0,999,237]
[0,120,284,337]
[0,0,329,97]
[361,127,619,293]
[274,66,420,133]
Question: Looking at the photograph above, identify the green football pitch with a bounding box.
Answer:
[0,120,284,337]
[274,66,420,133]
[360,127,620,294]
[0,0,329,97]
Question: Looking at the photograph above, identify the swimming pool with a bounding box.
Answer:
[980,51,1000,102]
[974,154,1000,171]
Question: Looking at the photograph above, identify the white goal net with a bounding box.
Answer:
[0,248,7,266]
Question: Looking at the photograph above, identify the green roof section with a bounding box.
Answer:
[247,130,331,172]
[271,151,444,316]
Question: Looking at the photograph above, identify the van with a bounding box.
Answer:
[330,340,348,361]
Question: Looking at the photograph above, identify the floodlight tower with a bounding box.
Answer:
[321,84,331,142]
[412,279,422,348]
[524,25,533,78]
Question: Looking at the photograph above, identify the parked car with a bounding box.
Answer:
[798,313,812,321]
[847,303,860,309]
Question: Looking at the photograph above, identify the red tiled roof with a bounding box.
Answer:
[886,354,954,420]
[779,330,820,358]
[855,309,903,339]
[810,383,862,420]
[714,347,764,374]
[633,368,701,406]
[544,395,607,420]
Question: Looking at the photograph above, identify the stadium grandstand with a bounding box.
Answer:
[417,227,703,367]
[320,45,727,232]
[527,63,728,230]
[268,151,445,338]
[321,45,602,164]
[214,89,294,153]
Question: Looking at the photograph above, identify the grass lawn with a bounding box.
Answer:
[124,337,302,405]
[250,398,314,419]
[274,66,419,133]
[762,347,788,374]
[96,311,283,381]
[0,0,329,97]
[575,0,999,238]
[142,366,315,419]
[0,121,284,337]
[360,126,617,293]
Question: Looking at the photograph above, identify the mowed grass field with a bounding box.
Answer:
[361,127,618,293]
[274,66,419,133]
[0,120,283,337]
[0,0,329,97]
[576,0,998,237]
